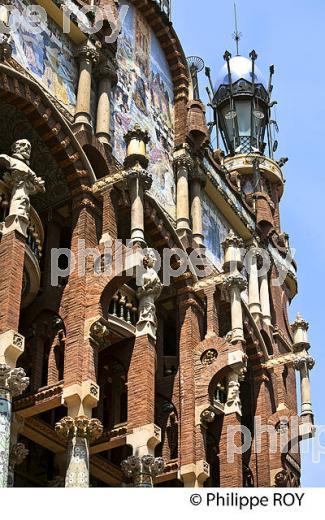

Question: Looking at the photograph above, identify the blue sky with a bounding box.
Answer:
[173,0,325,486]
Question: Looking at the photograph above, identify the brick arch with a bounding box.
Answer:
[0,64,96,197]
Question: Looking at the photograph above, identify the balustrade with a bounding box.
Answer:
[109,286,138,326]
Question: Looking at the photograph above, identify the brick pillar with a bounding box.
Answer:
[61,198,100,420]
[178,288,208,487]
[204,284,219,337]
[100,186,118,242]
[219,413,243,487]
[0,230,26,334]
[128,334,156,430]
[252,376,272,487]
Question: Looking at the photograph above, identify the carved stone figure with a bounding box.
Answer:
[137,249,162,336]
[0,140,45,221]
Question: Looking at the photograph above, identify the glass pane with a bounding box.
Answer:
[236,101,251,137]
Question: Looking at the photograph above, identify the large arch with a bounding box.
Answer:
[0,63,96,196]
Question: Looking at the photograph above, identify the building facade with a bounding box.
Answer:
[0,0,315,487]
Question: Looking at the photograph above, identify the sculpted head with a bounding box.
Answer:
[143,248,158,269]
[11,139,32,163]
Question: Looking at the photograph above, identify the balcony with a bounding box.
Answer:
[107,285,138,342]
[0,180,44,308]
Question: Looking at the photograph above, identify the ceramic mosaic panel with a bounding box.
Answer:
[112,3,175,217]
[9,0,78,112]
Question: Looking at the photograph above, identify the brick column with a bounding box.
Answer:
[100,186,118,242]
[251,375,272,487]
[128,333,156,430]
[0,231,26,334]
[178,288,208,486]
[204,284,219,338]
[219,413,243,487]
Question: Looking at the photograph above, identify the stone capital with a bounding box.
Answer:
[55,416,103,442]
[95,58,118,85]
[293,355,315,372]
[75,41,100,65]
[173,149,194,176]
[62,380,100,418]
[121,455,164,487]
[126,162,153,191]
[0,330,25,368]
[9,442,29,468]
[0,364,29,397]
[223,272,247,292]
[222,229,244,251]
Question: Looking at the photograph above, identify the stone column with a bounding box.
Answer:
[0,365,29,487]
[259,271,272,326]
[293,356,315,417]
[223,273,247,343]
[247,247,262,320]
[127,166,152,247]
[174,148,193,239]
[74,42,100,131]
[124,125,151,248]
[55,416,103,488]
[122,455,164,487]
[190,166,206,246]
[95,60,118,147]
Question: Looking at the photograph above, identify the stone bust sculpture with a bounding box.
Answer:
[137,249,162,329]
[0,139,45,220]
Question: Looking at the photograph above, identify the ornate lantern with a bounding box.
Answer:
[213,51,270,155]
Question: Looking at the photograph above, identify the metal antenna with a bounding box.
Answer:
[232,3,242,55]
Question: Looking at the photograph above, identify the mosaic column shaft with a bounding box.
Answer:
[55,416,103,488]
[0,365,29,487]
